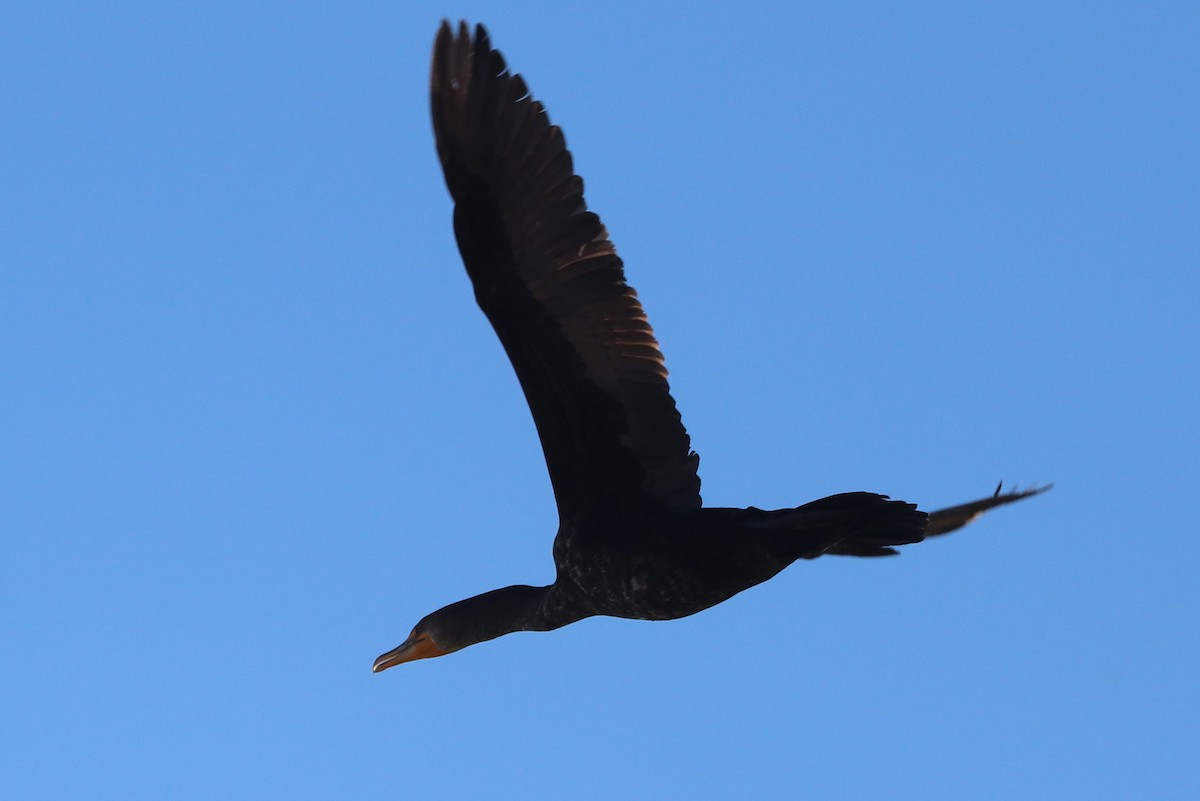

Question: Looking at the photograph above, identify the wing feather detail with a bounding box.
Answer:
[431,22,701,520]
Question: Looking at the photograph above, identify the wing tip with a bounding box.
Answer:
[992,480,1055,500]
[923,481,1052,538]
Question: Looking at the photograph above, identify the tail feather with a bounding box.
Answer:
[784,483,1050,559]
[783,492,928,559]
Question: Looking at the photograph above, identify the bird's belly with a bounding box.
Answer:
[561,540,788,621]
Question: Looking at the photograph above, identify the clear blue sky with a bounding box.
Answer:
[4,2,1197,799]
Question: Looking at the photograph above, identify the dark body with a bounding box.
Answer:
[551,496,928,624]
[553,509,807,622]
[372,23,1046,671]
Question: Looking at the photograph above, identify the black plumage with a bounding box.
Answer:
[372,23,1047,671]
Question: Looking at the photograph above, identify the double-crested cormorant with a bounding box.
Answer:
[373,22,1047,672]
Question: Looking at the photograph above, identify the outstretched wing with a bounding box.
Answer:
[430,22,701,521]
[925,484,1052,537]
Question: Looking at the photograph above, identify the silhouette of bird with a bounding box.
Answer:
[373,22,1047,671]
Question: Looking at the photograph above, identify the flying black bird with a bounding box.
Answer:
[373,22,1047,671]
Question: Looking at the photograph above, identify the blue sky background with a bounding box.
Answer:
[4,2,1197,798]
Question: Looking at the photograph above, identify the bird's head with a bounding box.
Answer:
[371,613,452,672]
[372,585,551,673]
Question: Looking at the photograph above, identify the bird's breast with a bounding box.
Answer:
[554,515,793,621]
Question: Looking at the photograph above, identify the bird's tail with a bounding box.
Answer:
[786,483,1052,558]
[767,492,928,558]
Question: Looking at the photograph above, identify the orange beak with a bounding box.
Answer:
[372,630,447,673]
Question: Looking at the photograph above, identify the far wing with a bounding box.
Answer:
[925,484,1051,537]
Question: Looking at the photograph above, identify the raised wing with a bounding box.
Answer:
[925,484,1051,537]
[430,22,701,521]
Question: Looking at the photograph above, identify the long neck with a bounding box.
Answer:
[434,584,586,652]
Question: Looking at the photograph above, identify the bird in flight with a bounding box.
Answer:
[373,22,1047,672]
